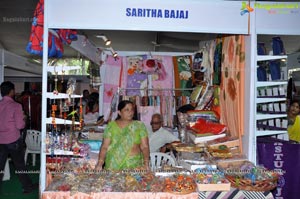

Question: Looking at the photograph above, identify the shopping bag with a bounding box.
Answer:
[257,42,267,55]
[269,60,281,80]
[272,36,285,55]
[257,65,267,81]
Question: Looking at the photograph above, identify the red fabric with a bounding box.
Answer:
[188,118,226,135]
[26,0,44,55]
[26,0,77,57]
[57,29,78,45]
[85,106,99,114]
[22,95,42,130]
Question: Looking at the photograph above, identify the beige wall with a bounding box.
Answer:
[14,82,24,94]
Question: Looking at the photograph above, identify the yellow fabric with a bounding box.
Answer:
[288,115,300,142]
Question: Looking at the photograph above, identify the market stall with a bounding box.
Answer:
[0,49,42,181]
[38,0,300,198]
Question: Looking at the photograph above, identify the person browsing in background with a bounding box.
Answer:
[85,92,99,114]
[148,113,180,153]
[83,92,104,126]
[0,81,38,194]
[95,100,150,170]
[75,89,89,110]
[82,89,90,106]
[287,100,300,143]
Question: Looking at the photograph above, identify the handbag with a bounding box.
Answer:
[272,36,285,55]
[257,42,267,55]
[269,60,281,80]
[257,65,267,81]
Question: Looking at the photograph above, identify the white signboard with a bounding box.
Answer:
[46,0,249,34]
[255,2,300,35]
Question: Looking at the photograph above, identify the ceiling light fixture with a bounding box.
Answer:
[108,47,118,58]
[281,58,287,62]
[96,35,111,46]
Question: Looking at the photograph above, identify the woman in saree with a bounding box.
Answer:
[95,100,150,170]
[287,100,300,143]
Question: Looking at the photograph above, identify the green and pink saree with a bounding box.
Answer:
[103,121,148,170]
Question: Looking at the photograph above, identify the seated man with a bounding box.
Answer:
[148,113,180,153]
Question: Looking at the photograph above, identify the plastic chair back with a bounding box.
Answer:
[150,152,176,171]
[25,130,41,151]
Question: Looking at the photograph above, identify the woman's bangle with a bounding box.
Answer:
[144,160,149,165]
[97,159,104,166]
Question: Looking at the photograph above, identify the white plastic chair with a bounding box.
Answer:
[2,159,10,181]
[149,152,176,171]
[24,130,41,166]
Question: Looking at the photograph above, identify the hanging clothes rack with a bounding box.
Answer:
[116,87,194,128]
[118,87,194,91]
[118,87,194,96]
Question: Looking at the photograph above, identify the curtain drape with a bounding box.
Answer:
[219,35,245,144]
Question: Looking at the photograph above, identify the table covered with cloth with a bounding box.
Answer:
[42,189,274,199]
[42,191,198,199]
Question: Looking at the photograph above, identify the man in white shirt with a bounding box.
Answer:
[148,113,180,153]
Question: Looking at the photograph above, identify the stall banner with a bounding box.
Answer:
[257,137,300,199]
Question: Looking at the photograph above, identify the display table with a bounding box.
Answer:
[42,191,199,199]
[42,189,274,199]
[44,146,275,199]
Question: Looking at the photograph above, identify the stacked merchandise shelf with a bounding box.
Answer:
[45,66,83,157]
[255,54,288,137]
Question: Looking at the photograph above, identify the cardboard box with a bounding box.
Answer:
[273,103,280,112]
[273,87,279,96]
[266,88,273,96]
[260,89,266,97]
[280,103,286,112]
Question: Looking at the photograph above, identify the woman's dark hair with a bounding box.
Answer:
[289,100,300,108]
[87,92,99,111]
[89,92,99,101]
[115,100,134,120]
[0,81,15,97]
[83,89,89,95]
[87,98,96,112]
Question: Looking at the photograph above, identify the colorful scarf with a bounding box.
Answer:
[173,55,193,96]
